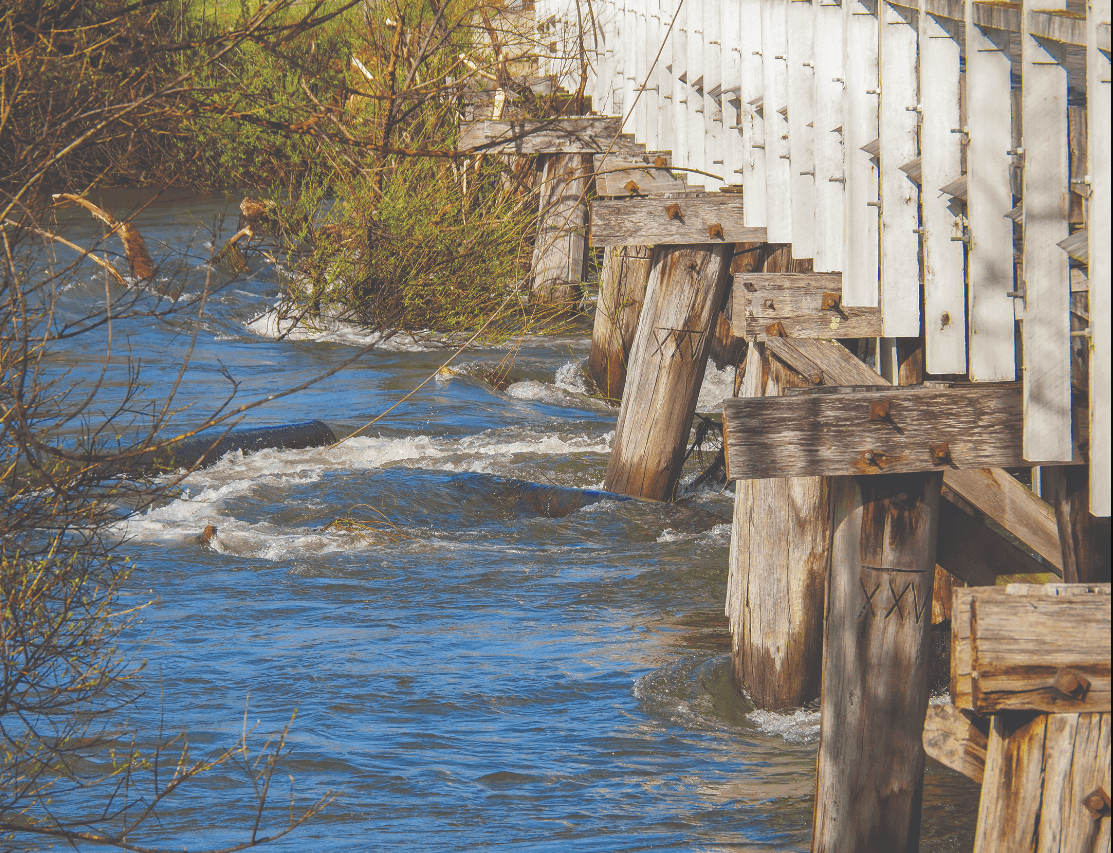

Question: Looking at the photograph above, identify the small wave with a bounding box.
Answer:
[656,522,731,545]
[746,706,822,744]
[245,308,440,350]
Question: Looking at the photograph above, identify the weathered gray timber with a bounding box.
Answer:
[936,499,1051,586]
[531,153,592,305]
[457,117,644,155]
[592,155,691,197]
[943,467,1063,571]
[974,711,1110,853]
[587,245,652,400]
[951,583,1111,714]
[731,272,884,339]
[812,471,942,853]
[604,243,733,500]
[590,195,766,247]
[922,702,988,783]
[723,385,1086,480]
[727,341,829,710]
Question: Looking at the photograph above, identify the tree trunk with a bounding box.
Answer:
[604,243,733,500]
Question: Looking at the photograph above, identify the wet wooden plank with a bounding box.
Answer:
[723,385,1086,480]
[589,195,765,246]
[731,271,883,338]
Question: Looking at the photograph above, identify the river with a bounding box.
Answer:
[34,190,979,851]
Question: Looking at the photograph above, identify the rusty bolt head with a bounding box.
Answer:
[763,298,776,310]
[709,222,725,240]
[869,400,891,422]
[1082,788,1111,818]
[742,280,757,292]
[764,321,786,337]
[821,291,841,311]
[665,203,682,221]
[624,179,641,194]
[654,156,668,168]
[863,450,883,467]
[1052,668,1092,700]
[931,441,952,466]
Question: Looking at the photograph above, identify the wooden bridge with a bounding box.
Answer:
[462,0,1110,849]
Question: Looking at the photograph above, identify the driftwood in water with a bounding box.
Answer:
[813,471,942,853]
[53,193,155,280]
[604,243,733,500]
[587,245,652,400]
[531,153,592,305]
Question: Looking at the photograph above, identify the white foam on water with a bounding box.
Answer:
[696,362,735,413]
[655,522,732,545]
[746,706,822,744]
[245,308,439,350]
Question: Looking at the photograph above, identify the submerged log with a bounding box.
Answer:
[587,245,652,401]
[604,243,733,500]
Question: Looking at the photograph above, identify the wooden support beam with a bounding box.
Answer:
[589,195,766,247]
[587,245,652,401]
[937,498,1053,586]
[723,384,1085,481]
[604,243,734,500]
[952,583,1111,714]
[731,272,884,339]
[531,153,592,305]
[813,471,942,853]
[923,702,988,783]
[458,117,644,154]
[974,711,1111,853]
[592,154,691,197]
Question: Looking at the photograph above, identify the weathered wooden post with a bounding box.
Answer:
[456,117,646,307]
[587,155,701,400]
[589,192,766,500]
[723,383,1087,852]
[587,244,652,400]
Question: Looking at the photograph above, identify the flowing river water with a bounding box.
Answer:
[35,191,979,851]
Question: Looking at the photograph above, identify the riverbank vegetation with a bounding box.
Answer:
[3,0,561,845]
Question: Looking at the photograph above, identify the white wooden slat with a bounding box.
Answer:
[646,0,663,149]
[787,0,817,260]
[1021,0,1072,461]
[740,0,769,225]
[721,0,744,188]
[622,0,638,131]
[762,0,794,243]
[670,0,689,168]
[705,5,727,191]
[842,0,880,305]
[919,8,967,373]
[599,0,618,116]
[878,1,920,336]
[1089,0,1112,514]
[965,12,1017,381]
[686,0,708,173]
[813,0,845,273]
[633,0,649,141]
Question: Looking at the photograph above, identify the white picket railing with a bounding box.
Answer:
[535,0,1111,515]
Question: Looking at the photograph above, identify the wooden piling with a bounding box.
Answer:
[812,471,943,853]
[531,153,593,305]
[728,342,829,709]
[587,245,652,400]
[604,243,733,500]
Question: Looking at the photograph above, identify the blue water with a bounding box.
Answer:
[24,191,978,851]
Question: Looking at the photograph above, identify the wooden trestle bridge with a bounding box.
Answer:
[458,0,1111,849]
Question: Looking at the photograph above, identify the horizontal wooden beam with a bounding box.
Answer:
[732,272,884,339]
[923,703,988,783]
[592,155,692,197]
[952,584,1111,714]
[457,118,644,155]
[722,385,1085,480]
[590,195,765,247]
